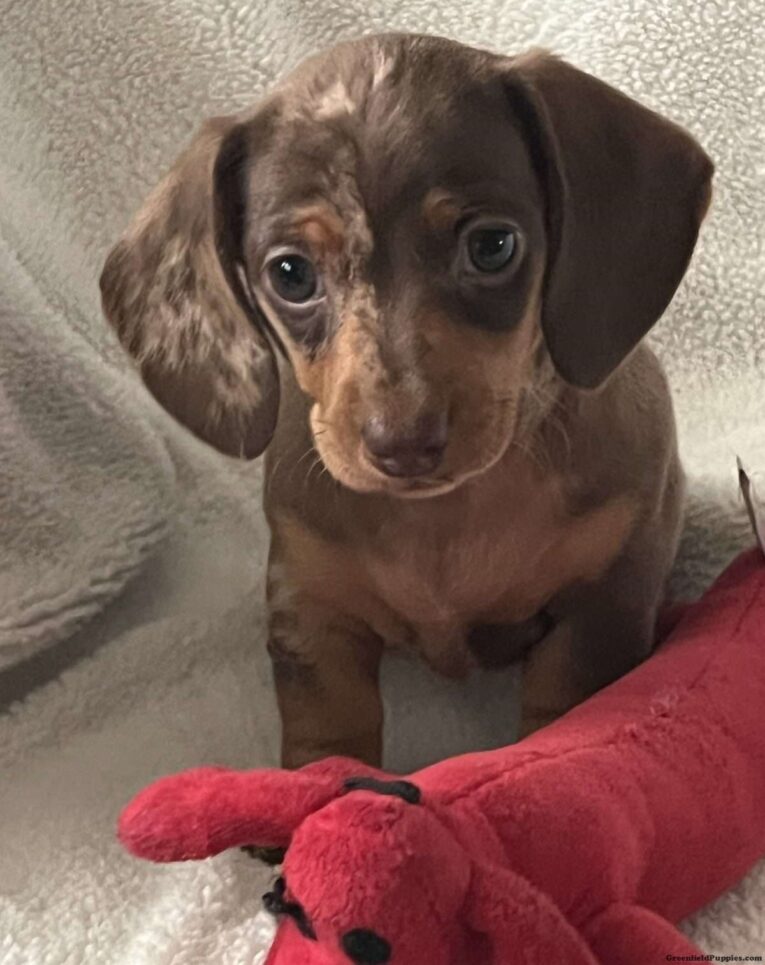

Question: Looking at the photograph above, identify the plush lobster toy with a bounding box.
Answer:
[119,547,765,964]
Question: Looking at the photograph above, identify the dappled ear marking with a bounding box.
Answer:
[100,112,280,458]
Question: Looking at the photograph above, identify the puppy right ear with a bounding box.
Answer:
[100,113,279,459]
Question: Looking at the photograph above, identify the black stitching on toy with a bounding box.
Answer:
[343,776,421,804]
[241,844,286,865]
[263,876,317,940]
[342,928,392,963]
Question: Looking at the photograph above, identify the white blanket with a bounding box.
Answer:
[0,0,763,960]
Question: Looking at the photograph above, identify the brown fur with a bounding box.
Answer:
[100,34,712,767]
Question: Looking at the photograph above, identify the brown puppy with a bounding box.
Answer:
[100,34,713,768]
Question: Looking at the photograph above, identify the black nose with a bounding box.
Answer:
[342,929,391,964]
[362,411,447,478]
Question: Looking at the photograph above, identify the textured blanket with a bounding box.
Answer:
[0,0,762,960]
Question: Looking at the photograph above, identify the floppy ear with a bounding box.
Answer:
[100,113,279,458]
[506,53,714,389]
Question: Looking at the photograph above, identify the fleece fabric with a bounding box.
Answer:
[0,0,762,960]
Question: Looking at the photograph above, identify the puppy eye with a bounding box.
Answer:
[267,253,322,304]
[466,226,516,273]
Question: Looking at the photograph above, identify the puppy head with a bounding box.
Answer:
[101,34,712,496]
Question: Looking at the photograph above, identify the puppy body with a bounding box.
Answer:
[266,343,682,765]
[101,34,710,767]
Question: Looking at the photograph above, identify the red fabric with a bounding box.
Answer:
[119,548,765,964]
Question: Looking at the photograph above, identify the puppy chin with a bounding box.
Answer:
[382,478,462,500]
[326,462,448,498]
[346,474,462,500]
[311,404,520,499]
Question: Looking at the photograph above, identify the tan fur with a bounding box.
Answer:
[292,204,347,254]
[421,189,463,232]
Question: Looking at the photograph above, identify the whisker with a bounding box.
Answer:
[265,453,287,495]
[305,455,325,485]
[295,445,318,469]
[509,437,548,475]
[519,382,573,470]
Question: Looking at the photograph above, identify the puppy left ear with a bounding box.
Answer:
[505,53,714,389]
[100,112,280,459]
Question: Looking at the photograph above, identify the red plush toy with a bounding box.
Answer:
[120,548,765,965]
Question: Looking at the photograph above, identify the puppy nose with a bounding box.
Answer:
[362,411,448,478]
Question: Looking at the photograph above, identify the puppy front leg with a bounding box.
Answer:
[519,536,669,738]
[518,607,654,739]
[268,595,384,769]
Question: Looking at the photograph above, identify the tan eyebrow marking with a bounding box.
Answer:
[422,189,463,232]
[291,204,346,254]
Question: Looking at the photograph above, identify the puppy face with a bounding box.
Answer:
[237,48,547,495]
[101,35,712,496]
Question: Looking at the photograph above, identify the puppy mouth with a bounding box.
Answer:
[340,451,459,498]
[371,474,459,499]
[314,439,502,500]
[311,437,457,497]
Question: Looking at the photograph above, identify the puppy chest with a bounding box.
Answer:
[274,493,635,656]
[364,529,547,628]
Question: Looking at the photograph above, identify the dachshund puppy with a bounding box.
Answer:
[100,34,713,767]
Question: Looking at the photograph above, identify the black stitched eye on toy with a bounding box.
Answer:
[267,253,321,304]
[342,928,392,964]
[466,226,516,273]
